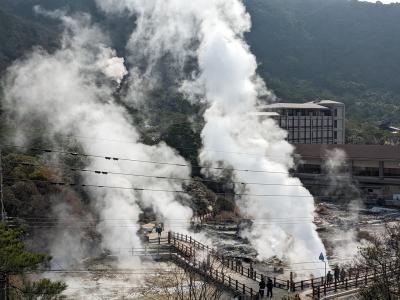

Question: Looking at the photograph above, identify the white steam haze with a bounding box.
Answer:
[323,149,364,261]
[97,0,326,271]
[2,12,193,267]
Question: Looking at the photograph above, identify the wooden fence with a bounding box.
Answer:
[149,231,391,298]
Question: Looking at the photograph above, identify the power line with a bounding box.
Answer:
[5,144,399,183]
[1,125,353,159]
[4,126,400,163]
[2,143,292,174]
[5,160,327,189]
[6,215,318,221]
[2,177,317,198]
[7,159,392,189]
[6,216,368,228]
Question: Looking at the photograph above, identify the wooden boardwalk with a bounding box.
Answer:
[147,231,299,299]
[147,231,395,299]
[310,265,394,299]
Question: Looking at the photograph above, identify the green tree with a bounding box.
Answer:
[357,223,400,299]
[23,279,67,300]
[0,224,67,299]
[0,224,49,275]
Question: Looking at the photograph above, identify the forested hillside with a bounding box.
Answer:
[245,0,400,131]
[0,7,58,74]
[1,0,400,142]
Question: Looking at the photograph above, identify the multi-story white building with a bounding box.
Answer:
[257,100,345,144]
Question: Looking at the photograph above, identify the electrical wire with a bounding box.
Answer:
[3,177,318,198]
[6,160,391,189]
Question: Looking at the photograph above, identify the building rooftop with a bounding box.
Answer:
[317,100,344,105]
[295,144,400,161]
[248,111,280,117]
[259,102,330,110]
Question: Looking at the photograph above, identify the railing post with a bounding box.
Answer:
[190,236,192,244]
[250,288,253,298]
[254,271,257,280]
[311,278,314,288]
[228,276,231,287]
[345,278,348,289]
[241,265,244,275]
[301,280,304,290]
[290,272,294,292]
[334,279,337,292]
[318,286,320,299]
[168,231,171,244]
[185,234,188,242]
[236,280,238,291]
[324,283,326,296]
[243,284,245,295]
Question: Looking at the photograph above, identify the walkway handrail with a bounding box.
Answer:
[170,238,257,298]
[164,231,391,296]
[311,265,397,299]
[169,231,289,290]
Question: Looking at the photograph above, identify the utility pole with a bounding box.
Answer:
[0,146,5,223]
[0,146,7,300]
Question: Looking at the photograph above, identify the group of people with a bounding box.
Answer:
[326,265,346,285]
[259,276,273,298]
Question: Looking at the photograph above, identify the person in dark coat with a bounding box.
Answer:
[156,224,162,237]
[334,265,340,282]
[340,268,346,283]
[266,277,273,298]
[259,276,266,297]
[326,271,333,285]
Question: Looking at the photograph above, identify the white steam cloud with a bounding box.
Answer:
[3,12,193,266]
[323,149,363,261]
[96,0,326,270]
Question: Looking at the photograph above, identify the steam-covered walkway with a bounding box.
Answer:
[146,231,295,299]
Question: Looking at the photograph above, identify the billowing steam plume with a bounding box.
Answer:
[2,12,193,266]
[323,149,363,260]
[97,0,326,267]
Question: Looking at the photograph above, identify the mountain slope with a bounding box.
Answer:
[0,8,58,74]
[245,0,400,93]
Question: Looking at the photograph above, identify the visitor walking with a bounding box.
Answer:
[266,277,273,298]
[340,268,346,283]
[326,271,333,285]
[259,276,266,298]
[334,265,340,282]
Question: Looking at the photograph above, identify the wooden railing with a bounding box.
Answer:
[171,239,258,298]
[169,232,289,290]
[311,265,396,299]
[149,231,391,298]
[191,213,213,224]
